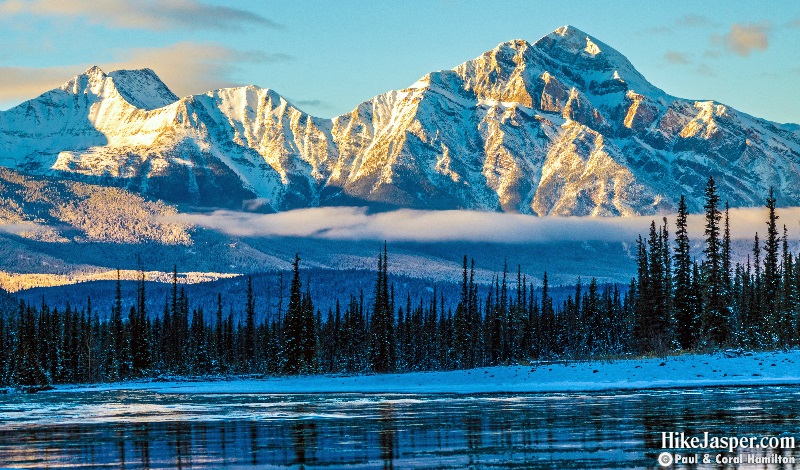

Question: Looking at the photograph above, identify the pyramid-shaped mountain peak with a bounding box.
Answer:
[535,25,621,62]
[83,65,106,77]
[56,65,110,95]
[108,68,179,110]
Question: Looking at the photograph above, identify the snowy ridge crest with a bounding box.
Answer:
[0,26,799,215]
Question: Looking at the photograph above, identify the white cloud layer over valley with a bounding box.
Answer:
[174,206,800,244]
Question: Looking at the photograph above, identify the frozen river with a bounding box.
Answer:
[1,386,799,468]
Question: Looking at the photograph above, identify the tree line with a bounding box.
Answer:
[0,176,797,387]
[633,177,798,354]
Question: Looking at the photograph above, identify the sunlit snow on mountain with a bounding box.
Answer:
[1,25,798,216]
[0,25,798,290]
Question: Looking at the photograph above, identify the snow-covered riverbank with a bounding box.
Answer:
[50,350,800,395]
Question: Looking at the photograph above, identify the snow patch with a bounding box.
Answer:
[51,350,800,395]
[584,37,602,56]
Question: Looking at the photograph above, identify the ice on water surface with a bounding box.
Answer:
[2,387,800,469]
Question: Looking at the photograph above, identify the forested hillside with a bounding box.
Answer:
[1,177,799,388]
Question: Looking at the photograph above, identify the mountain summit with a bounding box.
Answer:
[1,26,798,215]
[107,68,179,110]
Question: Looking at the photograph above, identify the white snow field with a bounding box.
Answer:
[52,350,800,395]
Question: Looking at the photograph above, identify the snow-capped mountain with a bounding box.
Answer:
[2,25,799,215]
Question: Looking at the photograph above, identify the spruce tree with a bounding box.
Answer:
[0,311,6,385]
[168,266,180,370]
[780,226,796,346]
[109,274,125,380]
[301,288,317,371]
[539,272,554,357]
[751,233,763,346]
[584,278,601,354]
[701,176,728,348]
[723,201,732,295]
[131,269,150,375]
[283,254,304,374]
[12,302,48,387]
[690,262,704,347]
[661,217,673,334]
[647,220,669,352]
[369,245,395,373]
[516,269,529,361]
[453,255,471,369]
[215,293,225,370]
[499,261,509,362]
[673,196,694,350]
[633,235,652,353]
[244,276,256,367]
[189,307,210,373]
[762,188,780,346]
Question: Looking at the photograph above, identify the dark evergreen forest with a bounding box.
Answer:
[1,177,797,388]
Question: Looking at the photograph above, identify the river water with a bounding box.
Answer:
[1,386,799,469]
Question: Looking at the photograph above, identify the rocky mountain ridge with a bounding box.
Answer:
[1,25,799,215]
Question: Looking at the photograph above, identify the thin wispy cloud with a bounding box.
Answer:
[694,64,716,77]
[712,22,771,56]
[660,52,715,77]
[0,0,281,31]
[171,206,800,244]
[0,65,83,105]
[755,67,800,79]
[641,14,713,35]
[293,99,326,107]
[0,42,291,108]
[290,98,336,113]
[664,51,691,65]
[641,25,671,35]
[675,14,711,28]
[108,42,291,97]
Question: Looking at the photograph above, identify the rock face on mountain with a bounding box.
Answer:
[1,25,799,215]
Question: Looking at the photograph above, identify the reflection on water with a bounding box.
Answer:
[1,386,799,468]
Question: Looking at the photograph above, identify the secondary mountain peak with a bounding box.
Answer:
[52,66,178,111]
[83,65,106,78]
[58,65,108,94]
[107,68,179,110]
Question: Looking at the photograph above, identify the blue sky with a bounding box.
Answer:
[1,0,798,124]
